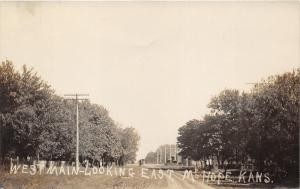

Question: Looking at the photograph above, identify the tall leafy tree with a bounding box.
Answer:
[119,127,140,164]
[0,60,140,167]
[177,69,299,177]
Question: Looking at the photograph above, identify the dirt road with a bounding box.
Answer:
[164,171,215,189]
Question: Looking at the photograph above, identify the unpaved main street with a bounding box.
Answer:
[1,166,293,189]
[165,171,214,189]
[1,166,216,189]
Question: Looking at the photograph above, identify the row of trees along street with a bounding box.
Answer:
[0,60,140,166]
[177,69,299,181]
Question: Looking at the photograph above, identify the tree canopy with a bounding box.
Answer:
[177,69,299,177]
[0,60,140,165]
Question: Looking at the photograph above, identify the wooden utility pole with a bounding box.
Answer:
[175,144,178,163]
[160,147,162,164]
[64,94,89,169]
[169,144,171,162]
[157,149,160,164]
[164,145,167,164]
[0,119,2,163]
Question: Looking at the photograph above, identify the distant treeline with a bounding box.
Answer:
[0,60,140,166]
[177,69,299,177]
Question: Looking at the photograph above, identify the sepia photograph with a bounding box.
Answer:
[0,1,299,189]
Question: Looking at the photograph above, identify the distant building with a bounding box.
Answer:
[139,159,145,166]
[154,144,193,166]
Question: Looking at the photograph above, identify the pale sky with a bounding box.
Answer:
[0,2,299,160]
